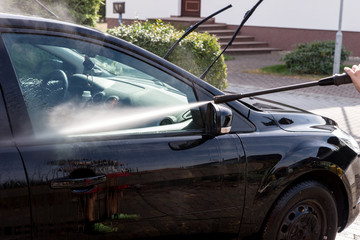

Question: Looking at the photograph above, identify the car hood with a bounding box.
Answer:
[243,97,337,132]
[271,111,336,132]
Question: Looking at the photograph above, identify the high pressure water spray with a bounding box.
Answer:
[213,73,353,104]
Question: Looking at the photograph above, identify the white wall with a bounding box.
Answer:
[106,0,180,20]
[107,0,360,32]
[201,0,360,32]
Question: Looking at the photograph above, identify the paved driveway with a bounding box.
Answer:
[225,52,360,239]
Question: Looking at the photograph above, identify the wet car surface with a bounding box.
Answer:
[0,14,360,240]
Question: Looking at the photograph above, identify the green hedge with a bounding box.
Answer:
[2,0,103,27]
[282,40,350,75]
[107,20,227,90]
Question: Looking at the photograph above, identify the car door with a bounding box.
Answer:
[1,31,246,239]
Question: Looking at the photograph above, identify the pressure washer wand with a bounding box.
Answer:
[213,73,352,104]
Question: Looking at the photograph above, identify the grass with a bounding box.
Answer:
[259,64,289,74]
[224,54,235,61]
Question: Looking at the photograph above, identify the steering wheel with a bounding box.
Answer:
[41,69,69,104]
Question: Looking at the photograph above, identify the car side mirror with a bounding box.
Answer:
[205,102,233,136]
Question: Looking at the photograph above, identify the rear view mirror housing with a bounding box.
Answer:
[205,102,233,136]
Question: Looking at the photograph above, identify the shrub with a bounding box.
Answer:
[107,20,227,90]
[282,40,350,75]
[2,0,103,27]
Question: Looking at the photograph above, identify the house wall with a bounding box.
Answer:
[106,0,180,21]
[106,0,360,55]
[240,26,360,56]
[213,0,360,56]
[201,0,359,32]
[107,0,359,32]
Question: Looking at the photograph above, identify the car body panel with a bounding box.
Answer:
[236,108,360,236]
[0,14,359,240]
[239,130,360,235]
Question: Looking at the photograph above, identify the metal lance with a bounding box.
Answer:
[213,73,352,104]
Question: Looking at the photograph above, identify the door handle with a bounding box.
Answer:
[50,174,106,189]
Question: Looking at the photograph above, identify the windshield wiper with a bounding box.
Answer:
[200,0,264,79]
[163,4,232,60]
[33,0,59,19]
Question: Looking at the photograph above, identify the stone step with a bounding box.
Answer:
[158,17,280,55]
[198,23,228,31]
[202,29,236,36]
[218,35,256,43]
[225,47,281,55]
[219,41,270,49]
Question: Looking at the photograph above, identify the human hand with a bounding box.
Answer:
[344,64,360,93]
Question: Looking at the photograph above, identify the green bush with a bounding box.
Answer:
[2,0,103,27]
[107,20,227,90]
[282,40,350,75]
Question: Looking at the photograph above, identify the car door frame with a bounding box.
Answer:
[0,32,32,240]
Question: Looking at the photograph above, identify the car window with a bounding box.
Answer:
[3,33,203,137]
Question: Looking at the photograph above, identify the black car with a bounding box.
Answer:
[0,14,359,240]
